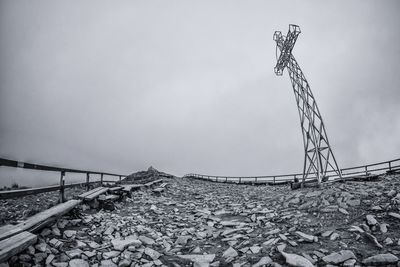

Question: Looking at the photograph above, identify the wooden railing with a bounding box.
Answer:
[184,157,400,184]
[0,157,127,201]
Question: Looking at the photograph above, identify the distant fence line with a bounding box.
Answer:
[0,157,128,201]
[184,157,400,184]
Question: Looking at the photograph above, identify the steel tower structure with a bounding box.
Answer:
[273,24,341,185]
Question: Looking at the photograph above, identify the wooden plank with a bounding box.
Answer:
[108,186,123,192]
[0,225,23,243]
[98,194,119,201]
[122,184,143,192]
[0,231,37,263]
[154,179,163,184]
[84,188,109,201]
[144,179,163,187]
[78,187,105,199]
[19,199,82,233]
[122,185,134,192]
[144,182,153,187]
[152,188,165,193]
[0,225,15,237]
[0,199,81,241]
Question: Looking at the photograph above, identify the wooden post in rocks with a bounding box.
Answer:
[86,173,90,191]
[59,171,65,203]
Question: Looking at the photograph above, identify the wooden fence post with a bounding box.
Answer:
[101,173,104,186]
[59,171,65,203]
[389,161,392,171]
[365,166,368,175]
[273,176,276,185]
[86,173,90,191]
[119,175,121,183]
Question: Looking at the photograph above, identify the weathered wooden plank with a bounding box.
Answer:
[0,225,23,243]
[108,186,123,192]
[144,182,153,187]
[98,194,119,201]
[152,188,165,193]
[78,187,105,199]
[0,199,81,241]
[0,225,15,237]
[122,184,143,192]
[122,185,134,192]
[19,199,82,233]
[144,179,163,187]
[84,188,109,201]
[0,231,37,263]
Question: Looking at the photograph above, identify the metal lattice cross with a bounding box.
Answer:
[273,24,342,185]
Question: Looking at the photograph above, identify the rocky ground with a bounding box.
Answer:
[3,174,400,267]
[0,187,86,226]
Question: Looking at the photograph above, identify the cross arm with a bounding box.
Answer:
[274,24,301,76]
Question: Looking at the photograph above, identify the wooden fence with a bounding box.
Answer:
[184,157,400,185]
[0,157,127,201]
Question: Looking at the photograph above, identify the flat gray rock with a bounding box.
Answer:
[69,259,89,267]
[178,254,216,263]
[100,259,118,267]
[322,250,356,265]
[63,230,77,239]
[144,247,161,260]
[102,250,120,260]
[278,245,315,267]
[295,231,317,242]
[65,248,83,259]
[366,215,378,225]
[388,212,400,219]
[252,256,273,267]
[139,235,155,245]
[222,246,238,261]
[111,236,141,251]
[362,253,399,265]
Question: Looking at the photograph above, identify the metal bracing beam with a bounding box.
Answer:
[273,24,342,185]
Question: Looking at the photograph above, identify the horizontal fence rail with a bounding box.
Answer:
[0,157,128,201]
[184,157,400,185]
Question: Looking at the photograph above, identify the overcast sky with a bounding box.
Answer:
[1,0,399,186]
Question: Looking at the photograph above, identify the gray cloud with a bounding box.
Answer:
[1,0,399,186]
